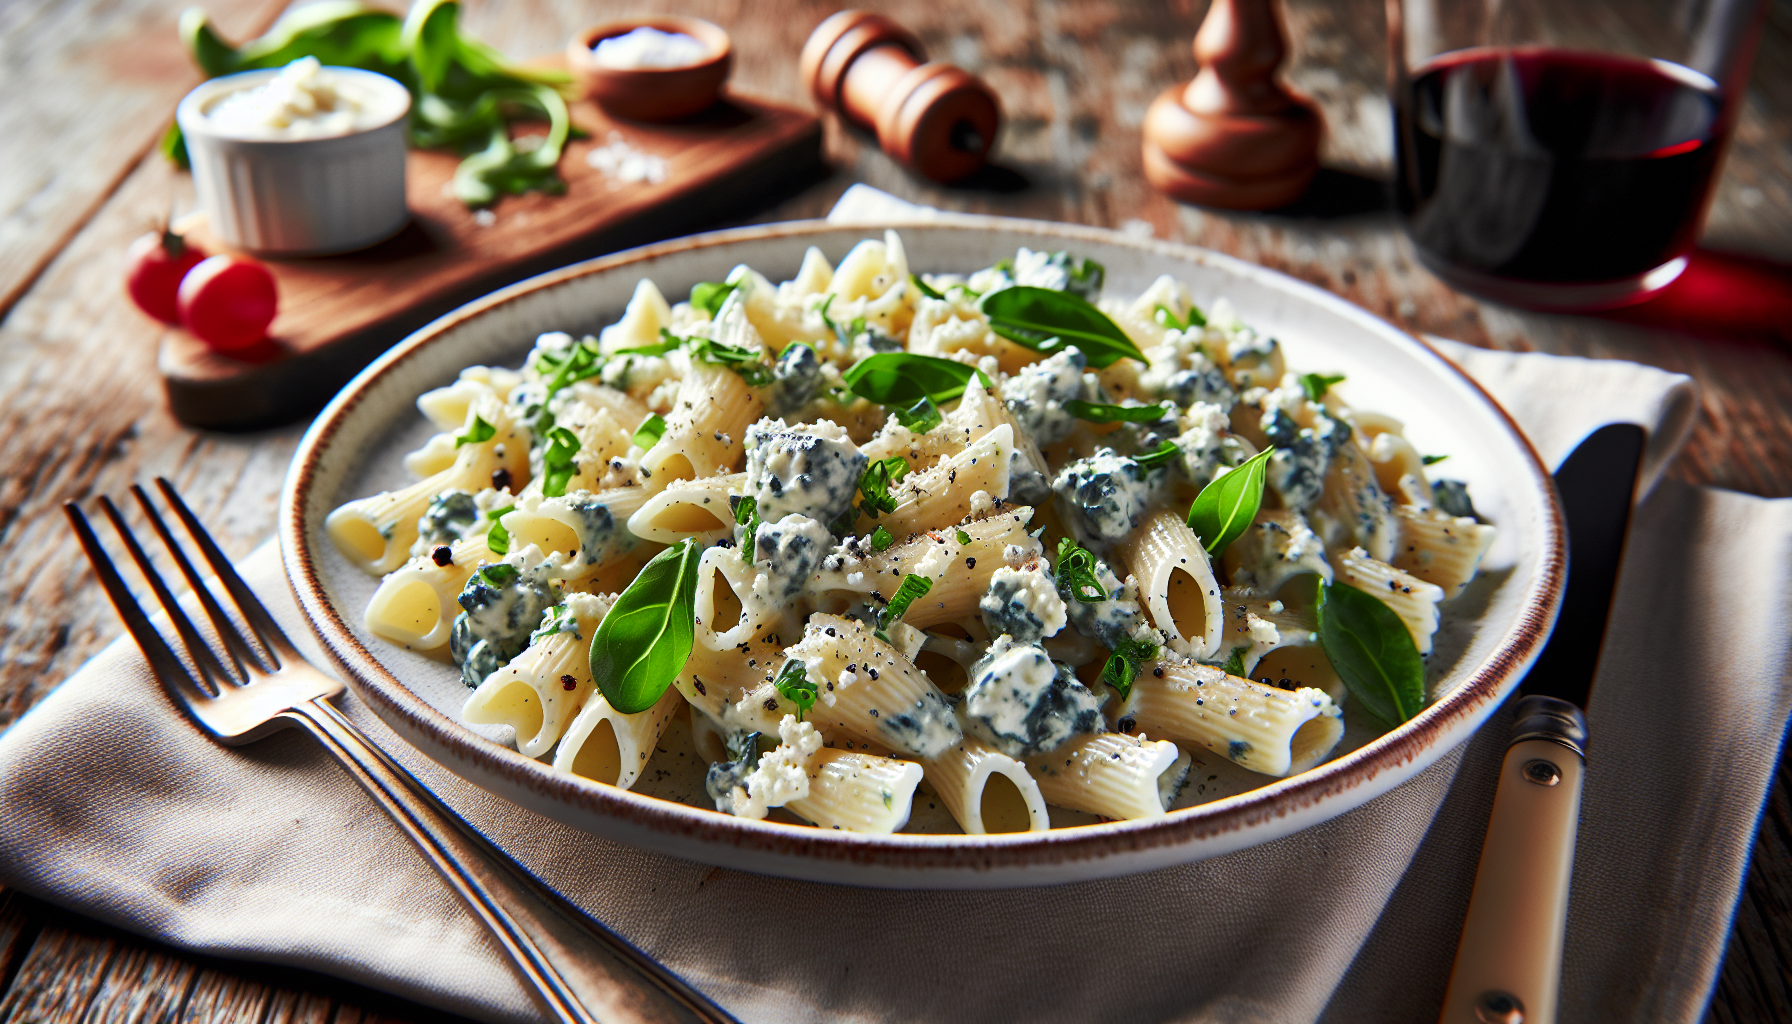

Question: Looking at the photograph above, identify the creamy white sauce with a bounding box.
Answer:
[205,57,395,140]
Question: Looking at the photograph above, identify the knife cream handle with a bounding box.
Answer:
[1439,698,1587,1024]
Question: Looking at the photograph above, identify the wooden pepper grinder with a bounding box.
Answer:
[800,10,1001,184]
[1142,0,1322,209]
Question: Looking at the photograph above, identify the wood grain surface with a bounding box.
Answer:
[1,0,1787,1021]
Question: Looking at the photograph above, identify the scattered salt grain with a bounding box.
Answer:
[587,132,669,185]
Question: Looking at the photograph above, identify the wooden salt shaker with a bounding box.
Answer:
[1142,0,1322,209]
[800,10,1001,183]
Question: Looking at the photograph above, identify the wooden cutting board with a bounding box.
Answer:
[160,90,822,430]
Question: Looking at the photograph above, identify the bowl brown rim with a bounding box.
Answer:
[281,217,1565,876]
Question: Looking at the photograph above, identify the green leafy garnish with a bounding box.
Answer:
[1422,454,1449,466]
[732,495,762,563]
[474,561,518,586]
[484,504,515,555]
[876,574,933,642]
[978,286,1147,369]
[1299,373,1347,403]
[536,337,604,399]
[1316,581,1425,726]
[589,539,702,714]
[909,274,946,301]
[454,414,495,448]
[1186,447,1275,556]
[956,529,972,545]
[772,659,818,721]
[690,337,773,387]
[613,328,685,357]
[841,353,992,407]
[540,426,580,498]
[632,413,666,449]
[856,457,910,519]
[870,525,895,551]
[1220,646,1247,676]
[894,396,943,435]
[1100,634,1159,701]
[1153,303,1206,331]
[690,281,739,317]
[530,602,581,646]
[1055,537,1107,602]
[1133,440,1183,470]
[1064,400,1174,424]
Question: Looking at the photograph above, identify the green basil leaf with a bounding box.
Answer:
[454,414,495,447]
[1220,646,1246,676]
[1064,399,1175,424]
[690,280,738,317]
[870,525,894,551]
[1185,446,1275,555]
[632,413,666,449]
[538,338,604,397]
[856,456,910,519]
[613,328,685,357]
[955,529,972,545]
[530,602,581,646]
[1133,440,1182,470]
[876,574,933,642]
[772,659,818,721]
[476,561,518,587]
[732,494,762,563]
[909,273,946,301]
[589,539,701,714]
[978,286,1146,369]
[1299,373,1346,403]
[1152,304,1185,331]
[540,426,580,498]
[1054,537,1107,602]
[1422,453,1449,466]
[485,504,515,555]
[1316,581,1425,726]
[842,353,992,407]
[1100,634,1158,701]
[690,337,772,387]
[895,396,943,434]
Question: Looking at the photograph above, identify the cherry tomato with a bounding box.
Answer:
[124,229,205,324]
[177,255,278,352]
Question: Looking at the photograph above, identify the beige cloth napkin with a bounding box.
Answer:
[3,241,1790,1023]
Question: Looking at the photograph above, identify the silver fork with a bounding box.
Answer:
[66,479,737,1024]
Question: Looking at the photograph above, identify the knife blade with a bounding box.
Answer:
[1438,422,1646,1024]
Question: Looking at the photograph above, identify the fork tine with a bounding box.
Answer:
[96,496,236,695]
[154,477,300,666]
[129,484,258,680]
[64,502,213,706]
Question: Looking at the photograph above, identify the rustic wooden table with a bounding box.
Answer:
[1,0,1787,1020]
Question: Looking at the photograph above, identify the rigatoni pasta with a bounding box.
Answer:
[326,233,1496,835]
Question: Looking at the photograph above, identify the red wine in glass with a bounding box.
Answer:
[1394,48,1727,309]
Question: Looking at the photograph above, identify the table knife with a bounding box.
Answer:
[1438,422,1647,1024]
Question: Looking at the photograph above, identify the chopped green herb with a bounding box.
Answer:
[842,353,992,407]
[856,457,910,519]
[909,273,946,301]
[454,414,495,448]
[1055,537,1107,602]
[870,525,894,550]
[732,495,762,563]
[632,413,666,449]
[894,396,943,434]
[1064,400,1174,424]
[1133,440,1183,470]
[1316,580,1425,726]
[484,505,515,555]
[613,328,685,357]
[689,280,738,317]
[1220,646,1247,676]
[689,337,773,387]
[1186,446,1275,556]
[475,561,518,587]
[1422,454,1449,466]
[955,529,972,545]
[537,338,605,397]
[772,659,818,721]
[539,426,580,498]
[530,602,581,646]
[876,574,933,642]
[1299,373,1347,403]
[589,539,702,714]
[978,286,1146,369]
[1100,634,1159,701]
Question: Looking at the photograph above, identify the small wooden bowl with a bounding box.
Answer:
[568,18,732,122]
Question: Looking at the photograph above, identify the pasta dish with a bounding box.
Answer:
[325,232,1496,834]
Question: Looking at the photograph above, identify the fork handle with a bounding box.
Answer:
[283,698,736,1024]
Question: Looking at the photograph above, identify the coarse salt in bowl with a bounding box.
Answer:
[178,58,412,255]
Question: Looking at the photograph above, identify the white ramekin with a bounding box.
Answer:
[177,67,412,256]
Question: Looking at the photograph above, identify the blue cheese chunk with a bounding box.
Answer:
[449,551,563,688]
[1051,448,1160,553]
[961,640,1104,758]
[1000,348,1090,447]
[767,342,823,416]
[755,514,834,599]
[744,418,868,527]
[1262,408,1347,513]
[980,564,1068,644]
[413,490,479,553]
[1222,510,1334,597]
[1173,402,1254,491]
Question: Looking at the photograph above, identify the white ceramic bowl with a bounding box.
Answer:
[281,219,1564,889]
[178,66,411,255]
